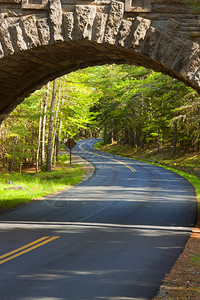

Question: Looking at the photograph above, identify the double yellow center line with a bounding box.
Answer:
[79,141,136,173]
[0,236,60,265]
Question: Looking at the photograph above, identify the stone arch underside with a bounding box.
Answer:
[0,0,199,124]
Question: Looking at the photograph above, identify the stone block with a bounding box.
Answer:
[0,14,14,55]
[173,40,199,73]
[163,19,180,37]
[192,68,200,89]
[161,37,185,67]
[140,26,161,57]
[75,5,96,40]
[20,15,40,48]
[153,32,172,61]
[49,0,64,42]
[37,18,51,45]
[93,12,108,43]
[0,42,4,58]
[152,19,180,61]
[0,0,20,3]
[130,17,151,50]
[182,51,200,81]
[9,22,28,51]
[63,12,74,41]
[117,19,134,47]
[104,0,124,45]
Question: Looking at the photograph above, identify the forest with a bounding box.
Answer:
[0,64,199,173]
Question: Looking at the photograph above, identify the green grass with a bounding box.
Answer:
[191,254,200,267]
[0,154,85,211]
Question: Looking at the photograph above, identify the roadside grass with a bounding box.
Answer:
[0,154,85,211]
[191,254,200,267]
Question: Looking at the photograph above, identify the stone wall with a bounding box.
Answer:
[0,0,199,44]
[0,0,199,123]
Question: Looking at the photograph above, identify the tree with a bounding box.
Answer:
[1,64,199,172]
[46,79,57,172]
[41,82,49,168]
[36,99,43,172]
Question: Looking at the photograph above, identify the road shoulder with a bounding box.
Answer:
[153,228,200,299]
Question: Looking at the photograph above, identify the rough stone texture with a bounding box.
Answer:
[0,0,20,2]
[93,12,108,43]
[75,5,96,40]
[192,68,200,87]
[161,37,185,67]
[4,185,26,190]
[152,19,180,61]
[9,22,28,51]
[63,12,74,41]
[37,18,51,45]
[183,51,200,81]
[173,41,199,74]
[130,17,151,50]
[117,19,134,47]
[20,15,40,48]
[0,42,4,58]
[49,0,64,42]
[140,26,161,57]
[0,0,199,124]
[0,14,14,55]
[104,0,124,44]
[5,180,15,184]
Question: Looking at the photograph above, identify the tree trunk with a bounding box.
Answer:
[173,121,177,155]
[111,120,114,144]
[52,78,61,166]
[104,124,107,145]
[130,128,135,147]
[19,161,22,174]
[157,128,160,153]
[8,156,15,173]
[36,100,43,172]
[41,82,49,168]
[8,139,17,172]
[56,98,64,162]
[46,79,57,172]
[2,146,5,168]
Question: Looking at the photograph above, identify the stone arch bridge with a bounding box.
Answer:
[0,0,199,123]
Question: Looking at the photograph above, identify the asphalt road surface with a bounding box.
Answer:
[0,139,197,300]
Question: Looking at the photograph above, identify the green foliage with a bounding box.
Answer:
[58,72,100,139]
[185,0,200,12]
[0,88,46,171]
[82,65,199,152]
[0,64,199,172]
[191,254,200,267]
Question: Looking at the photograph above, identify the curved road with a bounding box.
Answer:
[0,139,197,299]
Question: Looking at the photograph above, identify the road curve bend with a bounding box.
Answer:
[0,138,197,300]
